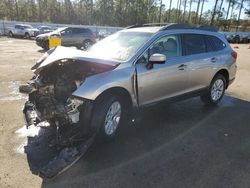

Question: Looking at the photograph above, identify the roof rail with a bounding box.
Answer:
[125,23,169,29]
[125,23,218,32]
[143,23,170,26]
[125,24,143,29]
[198,25,218,32]
[159,23,193,31]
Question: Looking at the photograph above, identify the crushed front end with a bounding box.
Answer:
[19,46,118,178]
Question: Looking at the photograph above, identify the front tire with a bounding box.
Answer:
[25,33,30,39]
[200,74,226,105]
[91,96,124,140]
[42,40,49,51]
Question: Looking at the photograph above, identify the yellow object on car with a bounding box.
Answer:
[49,34,61,48]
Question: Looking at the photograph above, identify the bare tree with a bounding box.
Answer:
[182,0,188,22]
[198,0,205,24]
[211,0,219,25]
[226,0,232,20]
[195,0,201,24]
[168,0,172,22]
[236,0,244,31]
[188,0,194,23]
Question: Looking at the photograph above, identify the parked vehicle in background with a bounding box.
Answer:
[37,26,54,34]
[35,27,96,50]
[222,32,233,43]
[221,32,250,44]
[8,24,39,39]
[21,23,237,141]
[97,30,112,40]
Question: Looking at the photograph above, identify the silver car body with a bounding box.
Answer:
[35,26,237,108]
[75,28,236,106]
[8,24,39,37]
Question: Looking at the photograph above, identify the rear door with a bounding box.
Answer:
[181,34,218,92]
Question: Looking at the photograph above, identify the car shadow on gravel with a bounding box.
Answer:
[24,95,250,188]
[38,49,46,53]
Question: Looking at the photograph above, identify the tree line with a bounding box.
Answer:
[0,0,249,30]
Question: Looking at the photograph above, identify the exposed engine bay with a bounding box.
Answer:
[20,47,118,178]
[22,61,86,128]
[21,57,116,144]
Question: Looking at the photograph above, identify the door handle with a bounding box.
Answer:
[211,57,217,63]
[178,64,187,70]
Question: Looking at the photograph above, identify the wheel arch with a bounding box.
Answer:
[94,87,133,111]
[214,69,229,88]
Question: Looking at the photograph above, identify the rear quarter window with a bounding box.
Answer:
[205,35,226,52]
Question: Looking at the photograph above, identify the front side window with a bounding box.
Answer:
[23,25,32,29]
[61,28,72,35]
[138,34,181,64]
[182,34,206,55]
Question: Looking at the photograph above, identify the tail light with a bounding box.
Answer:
[231,51,237,59]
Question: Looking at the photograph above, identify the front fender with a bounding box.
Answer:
[72,65,137,106]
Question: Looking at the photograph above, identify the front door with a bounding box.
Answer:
[61,28,73,46]
[136,34,188,106]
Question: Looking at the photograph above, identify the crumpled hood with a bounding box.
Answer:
[36,30,61,38]
[33,46,120,74]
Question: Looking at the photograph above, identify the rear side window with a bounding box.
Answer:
[72,28,83,34]
[73,28,92,34]
[205,35,226,51]
[182,34,206,55]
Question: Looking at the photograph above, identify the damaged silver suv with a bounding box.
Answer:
[20,24,237,142]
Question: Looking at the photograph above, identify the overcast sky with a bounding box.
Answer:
[162,0,249,19]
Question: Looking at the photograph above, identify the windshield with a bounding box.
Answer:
[23,25,33,29]
[87,31,153,61]
[56,27,67,33]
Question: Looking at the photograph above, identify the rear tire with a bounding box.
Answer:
[82,39,92,50]
[200,74,226,105]
[8,31,13,37]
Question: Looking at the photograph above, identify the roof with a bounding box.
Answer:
[125,23,217,33]
[123,26,162,33]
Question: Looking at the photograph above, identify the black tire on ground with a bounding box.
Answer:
[89,95,125,140]
[42,40,49,51]
[8,31,13,37]
[82,39,92,50]
[25,33,30,39]
[200,74,226,105]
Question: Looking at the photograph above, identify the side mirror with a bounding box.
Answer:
[149,53,166,64]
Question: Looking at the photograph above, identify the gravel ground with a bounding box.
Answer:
[0,37,250,188]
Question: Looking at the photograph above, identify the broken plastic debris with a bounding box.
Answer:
[38,135,95,179]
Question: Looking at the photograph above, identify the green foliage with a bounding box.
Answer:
[0,0,249,29]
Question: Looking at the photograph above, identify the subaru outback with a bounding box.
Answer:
[20,23,237,143]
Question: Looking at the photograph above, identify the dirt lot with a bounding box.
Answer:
[0,37,250,188]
